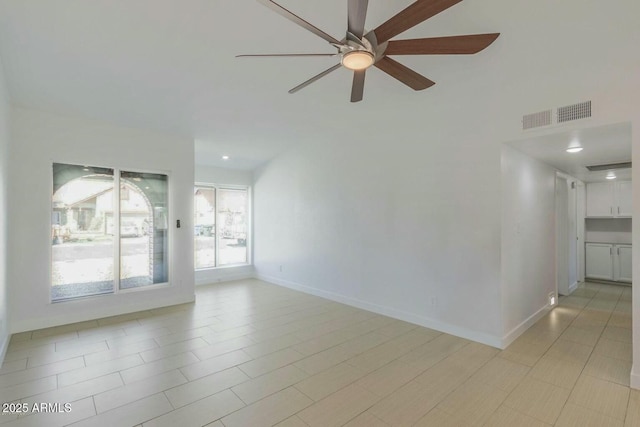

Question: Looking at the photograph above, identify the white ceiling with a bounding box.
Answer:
[0,0,517,170]
[508,123,632,183]
[0,1,636,170]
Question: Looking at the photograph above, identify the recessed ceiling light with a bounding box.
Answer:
[222,155,230,160]
[606,174,616,180]
[566,147,583,153]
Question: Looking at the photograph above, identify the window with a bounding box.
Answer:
[52,163,169,301]
[194,187,215,269]
[195,185,249,268]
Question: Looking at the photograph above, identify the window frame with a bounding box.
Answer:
[50,161,173,303]
[194,182,251,270]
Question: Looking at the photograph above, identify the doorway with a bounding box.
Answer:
[555,173,582,295]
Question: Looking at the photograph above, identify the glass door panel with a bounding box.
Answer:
[52,163,115,301]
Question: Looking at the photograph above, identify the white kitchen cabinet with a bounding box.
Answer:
[585,181,632,218]
[616,181,633,217]
[586,182,614,217]
[585,243,632,283]
[615,244,633,282]
[586,243,614,280]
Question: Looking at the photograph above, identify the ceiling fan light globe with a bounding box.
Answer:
[341,51,374,71]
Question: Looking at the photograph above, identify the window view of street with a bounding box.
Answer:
[218,188,248,266]
[194,186,248,269]
[52,164,169,301]
[52,165,115,300]
[194,187,215,269]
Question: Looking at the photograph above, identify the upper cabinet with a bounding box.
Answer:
[586,181,632,218]
[586,182,615,217]
[616,181,633,217]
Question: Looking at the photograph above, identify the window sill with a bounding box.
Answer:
[195,263,251,272]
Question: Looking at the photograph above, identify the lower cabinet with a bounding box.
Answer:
[616,245,633,282]
[585,243,632,283]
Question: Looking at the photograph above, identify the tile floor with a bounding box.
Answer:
[0,279,636,426]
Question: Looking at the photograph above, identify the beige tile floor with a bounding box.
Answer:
[0,279,636,426]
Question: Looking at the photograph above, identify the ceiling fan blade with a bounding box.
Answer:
[350,70,366,102]
[257,0,341,45]
[236,53,337,58]
[374,57,435,90]
[289,64,342,94]
[373,0,463,44]
[385,33,500,55]
[348,0,369,39]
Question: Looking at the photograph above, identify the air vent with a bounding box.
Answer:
[522,110,552,130]
[557,101,591,123]
[586,162,632,172]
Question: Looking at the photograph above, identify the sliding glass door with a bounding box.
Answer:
[52,163,169,301]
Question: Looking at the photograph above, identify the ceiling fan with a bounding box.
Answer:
[238,0,499,102]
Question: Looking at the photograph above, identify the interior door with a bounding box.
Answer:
[567,180,578,289]
[556,176,570,295]
[576,182,586,282]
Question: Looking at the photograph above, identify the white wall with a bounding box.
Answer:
[586,218,632,244]
[8,108,195,333]
[254,118,505,346]
[196,164,252,187]
[0,55,10,358]
[501,146,556,344]
[195,164,254,285]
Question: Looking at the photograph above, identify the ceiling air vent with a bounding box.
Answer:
[522,110,552,130]
[557,100,591,123]
[586,162,632,172]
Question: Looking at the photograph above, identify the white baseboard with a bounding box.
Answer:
[631,365,640,390]
[256,273,504,349]
[195,266,255,286]
[500,304,551,349]
[11,294,195,334]
[196,272,254,286]
[568,281,578,294]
